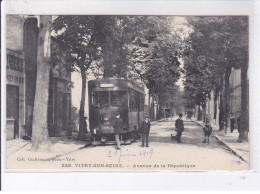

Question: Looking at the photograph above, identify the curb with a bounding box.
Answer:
[192,120,249,164]
[213,134,248,164]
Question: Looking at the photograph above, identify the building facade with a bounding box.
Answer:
[6,15,26,140]
[6,15,71,140]
[199,67,243,133]
[48,61,72,137]
[229,68,242,118]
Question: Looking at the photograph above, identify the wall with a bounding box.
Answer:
[48,39,72,136]
[229,68,241,118]
[6,15,24,52]
[201,68,242,133]
[6,15,26,139]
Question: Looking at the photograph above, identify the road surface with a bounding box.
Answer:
[63,119,249,171]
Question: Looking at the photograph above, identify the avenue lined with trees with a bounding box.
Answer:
[183,16,249,142]
[31,16,249,150]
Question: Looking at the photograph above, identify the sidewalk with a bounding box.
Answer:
[6,136,90,160]
[193,120,249,164]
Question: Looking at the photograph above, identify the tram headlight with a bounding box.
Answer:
[101,136,107,143]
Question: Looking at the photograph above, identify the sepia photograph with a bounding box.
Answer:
[4,14,250,171]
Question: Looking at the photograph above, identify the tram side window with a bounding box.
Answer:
[140,94,145,111]
[129,89,139,111]
[91,91,109,109]
[136,91,140,110]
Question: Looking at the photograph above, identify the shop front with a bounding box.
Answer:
[6,49,26,140]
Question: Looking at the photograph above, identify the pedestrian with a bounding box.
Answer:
[203,120,212,143]
[230,113,235,133]
[113,113,124,150]
[175,113,184,143]
[141,117,151,147]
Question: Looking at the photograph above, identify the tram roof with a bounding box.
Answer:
[88,78,145,94]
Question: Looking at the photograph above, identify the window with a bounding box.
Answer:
[140,94,145,111]
[129,89,142,111]
[90,91,109,109]
[111,91,127,108]
[129,89,136,111]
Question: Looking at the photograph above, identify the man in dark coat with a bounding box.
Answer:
[113,113,124,149]
[175,113,184,143]
[141,117,151,147]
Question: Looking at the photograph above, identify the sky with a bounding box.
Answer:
[176,58,185,91]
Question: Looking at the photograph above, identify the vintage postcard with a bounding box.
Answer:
[4,14,250,171]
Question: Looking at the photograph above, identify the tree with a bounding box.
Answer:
[52,16,185,132]
[92,16,184,119]
[52,16,124,139]
[124,17,183,114]
[32,16,52,150]
[52,16,103,139]
[183,16,249,140]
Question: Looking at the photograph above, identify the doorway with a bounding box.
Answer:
[6,84,19,139]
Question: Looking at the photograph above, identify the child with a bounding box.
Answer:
[203,120,212,143]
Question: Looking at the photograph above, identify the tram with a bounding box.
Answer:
[88,78,145,145]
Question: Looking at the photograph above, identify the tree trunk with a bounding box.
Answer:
[103,52,112,78]
[202,103,206,123]
[224,68,231,130]
[148,92,151,118]
[78,69,87,140]
[32,16,52,151]
[238,65,249,142]
[214,88,218,120]
[219,76,225,131]
[197,104,202,121]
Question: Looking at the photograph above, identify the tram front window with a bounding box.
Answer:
[111,91,127,108]
[92,91,109,109]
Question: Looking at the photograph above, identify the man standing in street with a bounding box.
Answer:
[141,117,151,147]
[113,113,124,150]
[175,113,184,143]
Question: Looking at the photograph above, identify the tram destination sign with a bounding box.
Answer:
[100,83,114,88]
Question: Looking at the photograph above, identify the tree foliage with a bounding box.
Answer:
[124,16,183,96]
[51,16,121,139]
[183,16,248,109]
[51,16,186,134]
